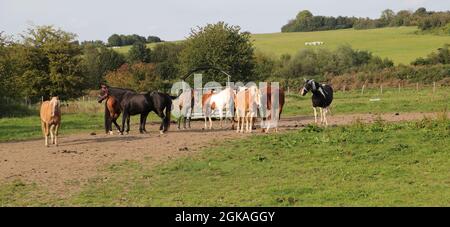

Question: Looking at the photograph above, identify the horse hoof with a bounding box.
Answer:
[159,130,164,135]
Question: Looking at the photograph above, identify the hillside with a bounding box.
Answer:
[113,27,450,65]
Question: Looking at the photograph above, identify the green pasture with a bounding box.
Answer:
[0,87,448,142]
[114,27,450,64]
[1,118,449,206]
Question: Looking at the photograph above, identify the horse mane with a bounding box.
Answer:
[108,87,136,93]
[50,97,60,117]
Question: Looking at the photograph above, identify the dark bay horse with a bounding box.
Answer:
[120,91,175,134]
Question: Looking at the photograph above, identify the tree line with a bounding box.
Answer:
[107,34,162,47]
[1,22,449,107]
[282,8,450,33]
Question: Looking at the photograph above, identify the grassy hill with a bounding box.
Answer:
[114,27,450,65]
[252,27,450,64]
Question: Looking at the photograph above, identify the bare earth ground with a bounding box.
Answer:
[0,112,447,196]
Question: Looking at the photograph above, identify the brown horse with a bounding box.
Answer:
[40,96,61,147]
[260,85,285,133]
[98,86,121,134]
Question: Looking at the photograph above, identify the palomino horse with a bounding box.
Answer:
[260,85,285,133]
[234,85,261,133]
[202,87,234,130]
[173,89,195,130]
[40,96,61,147]
[98,87,121,134]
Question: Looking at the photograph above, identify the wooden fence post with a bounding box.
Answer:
[380,84,383,94]
[361,84,365,95]
[433,82,436,94]
[416,83,419,92]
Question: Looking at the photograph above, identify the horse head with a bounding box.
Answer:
[300,79,317,96]
[98,84,109,103]
[50,96,60,117]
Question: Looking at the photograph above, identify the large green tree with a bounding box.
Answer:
[19,25,85,101]
[179,22,255,83]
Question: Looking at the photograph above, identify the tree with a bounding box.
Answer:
[380,9,395,26]
[19,25,85,101]
[81,45,125,88]
[107,34,122,46]
[128,42,152,63]
[147,36,162,43]
[179,22,255,83]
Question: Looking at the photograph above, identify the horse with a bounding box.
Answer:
[260,85,285,133]
[234,85,261,133]
[172,89,195,130]
[98,89,121,134]
[202,87,234,130]
[98,84,136,134]
[40,96,61,147]
[300,79,333,125]
[120,91,174,135]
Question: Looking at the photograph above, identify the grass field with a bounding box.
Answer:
[114,27,450,64]
[252,27,450,64]
[1,117,448,206]
[0,87,448,142]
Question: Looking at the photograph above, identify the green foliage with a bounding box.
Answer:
[411,44,450,65]
[277,45,393,86]
[282,10,355,32]
[105,63,167,91]
[146,36,162,43]
[16,25,85,101]
[127,42,152,63]
[107,34,161,47]
[81,45,125,89]
[179,22,255,83]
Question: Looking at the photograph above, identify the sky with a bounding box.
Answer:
[0,0,448,42]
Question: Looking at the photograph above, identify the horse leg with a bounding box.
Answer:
[139,114,146,134]
[120,111,127,135]
[236,115,240,133]
[319,108,324,125]
[311,107,315,123]
[112,119,121,132]
[54,123,59,146]
[126,115,131,134]
[219,109,223,128]
[324,108,328,126]
[44,123,49,147]
[209,115,213,130]
[50,124,55,144]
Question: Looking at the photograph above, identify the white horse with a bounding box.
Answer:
[202,87,234,130]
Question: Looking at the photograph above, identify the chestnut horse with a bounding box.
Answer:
[234,85,261,133]
[202,87,234,130]
[98,88,121,134]
[40,96,61,147]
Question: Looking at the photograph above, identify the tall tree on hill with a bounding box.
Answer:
[128,42,152,63]
[179,22,255,83]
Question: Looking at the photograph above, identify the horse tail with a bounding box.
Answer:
[164,98,172,131]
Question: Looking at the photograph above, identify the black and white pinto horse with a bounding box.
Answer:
[300,79,333,125]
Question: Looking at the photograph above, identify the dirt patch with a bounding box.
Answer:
[0,112,447,195]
